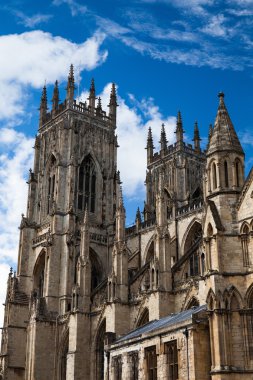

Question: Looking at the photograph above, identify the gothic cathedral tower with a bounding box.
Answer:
[0,66,119,380]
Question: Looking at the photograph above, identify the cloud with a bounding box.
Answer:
[0,128,34,262]
[200,14,234,38]
[139,0,214,15]
[0,30,107,121]
[13,11,53,28]
[52,0,87,16]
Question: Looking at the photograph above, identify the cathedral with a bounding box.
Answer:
[1,65,253,380]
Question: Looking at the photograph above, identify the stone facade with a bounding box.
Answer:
[0,67,253,380]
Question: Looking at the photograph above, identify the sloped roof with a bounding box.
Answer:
[207,93,244,156]
[115,305,207,344]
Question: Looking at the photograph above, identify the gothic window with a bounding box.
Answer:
[137,308,149,327]
[129,352,139,380]
[247,290,253,359]
[186,297,200,310]
[241,224,250,267]
[224,160,229,187]
[96,320,105,380]
[47,155,56,214]
[60,335,69,380]
[165,341,178,380]
[189,251,199,276]
[235,160,240,187]
[212,162,217,190]
[90,249,102,292]
[113,356,122,380]
[145,346,157,380]
[33,252,46,298]
[78,155,96,213]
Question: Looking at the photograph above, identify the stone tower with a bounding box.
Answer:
[0,65,120,380]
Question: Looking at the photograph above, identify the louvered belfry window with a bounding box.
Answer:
[78,155,96,213]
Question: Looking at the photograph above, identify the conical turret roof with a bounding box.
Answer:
[208,92,244,156]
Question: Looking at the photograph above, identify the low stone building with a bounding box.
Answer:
[0,65,253,380]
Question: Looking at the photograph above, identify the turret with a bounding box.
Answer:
[66,64,75,107]
[193,121,201,153]
[135,207,142,231]
[52,80,59,116]
[108,83,118,126]
[159,123,168,156]
[146,127,154,165]
[39,85,47,127]
[206,92,244,198]
[175,111,184,146]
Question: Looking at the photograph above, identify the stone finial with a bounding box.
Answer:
[52,80,59,115]
[96,96,103,117]
[193,121,201,153]
[159,123,168,152]
[39,85,48,127]
[108,83,118,126]
[88,78,96,109]
[175,111,184,143]
[66,64,75,107]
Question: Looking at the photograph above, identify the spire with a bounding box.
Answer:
[108,83,118,126]
[207,92,244,156]
[146,127,154,164]
[39,85,48,127]
[66,64,75,107]
[175,111,184,144]
[88,78,96,110]
[207,123,213,149]
[193,121,201,153]
[135,207,142,231]
[52,80,59,116]
[159,123,168,153]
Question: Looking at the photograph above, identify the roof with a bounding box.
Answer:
[207,93,244,156]
[115,305,207,344]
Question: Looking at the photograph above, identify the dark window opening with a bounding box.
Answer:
[78,155,96,213]
[165,341,178,380]
[145,346,157,380]
[224,161,229,187]
[114,356,122,380]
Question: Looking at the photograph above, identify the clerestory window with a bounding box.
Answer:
[78,155,96,213]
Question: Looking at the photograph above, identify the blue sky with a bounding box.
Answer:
[0,0,253,324]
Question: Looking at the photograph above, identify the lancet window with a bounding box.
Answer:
[47,155,56,215]
[78,155,96,213]
[165,340,178,380]
[145,346,157,380]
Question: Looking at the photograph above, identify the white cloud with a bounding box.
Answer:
[13,11,53,28]
[0,128,34,262]
[0,30,107,121]
[52,0,87,16]
[200,14,234,38]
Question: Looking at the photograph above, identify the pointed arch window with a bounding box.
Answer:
[224,160,229,188]
[165,341,178,380]
[78,155,96,213]
[212,162,217,190]
[235,160,241,187]
[47,155,56,215]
